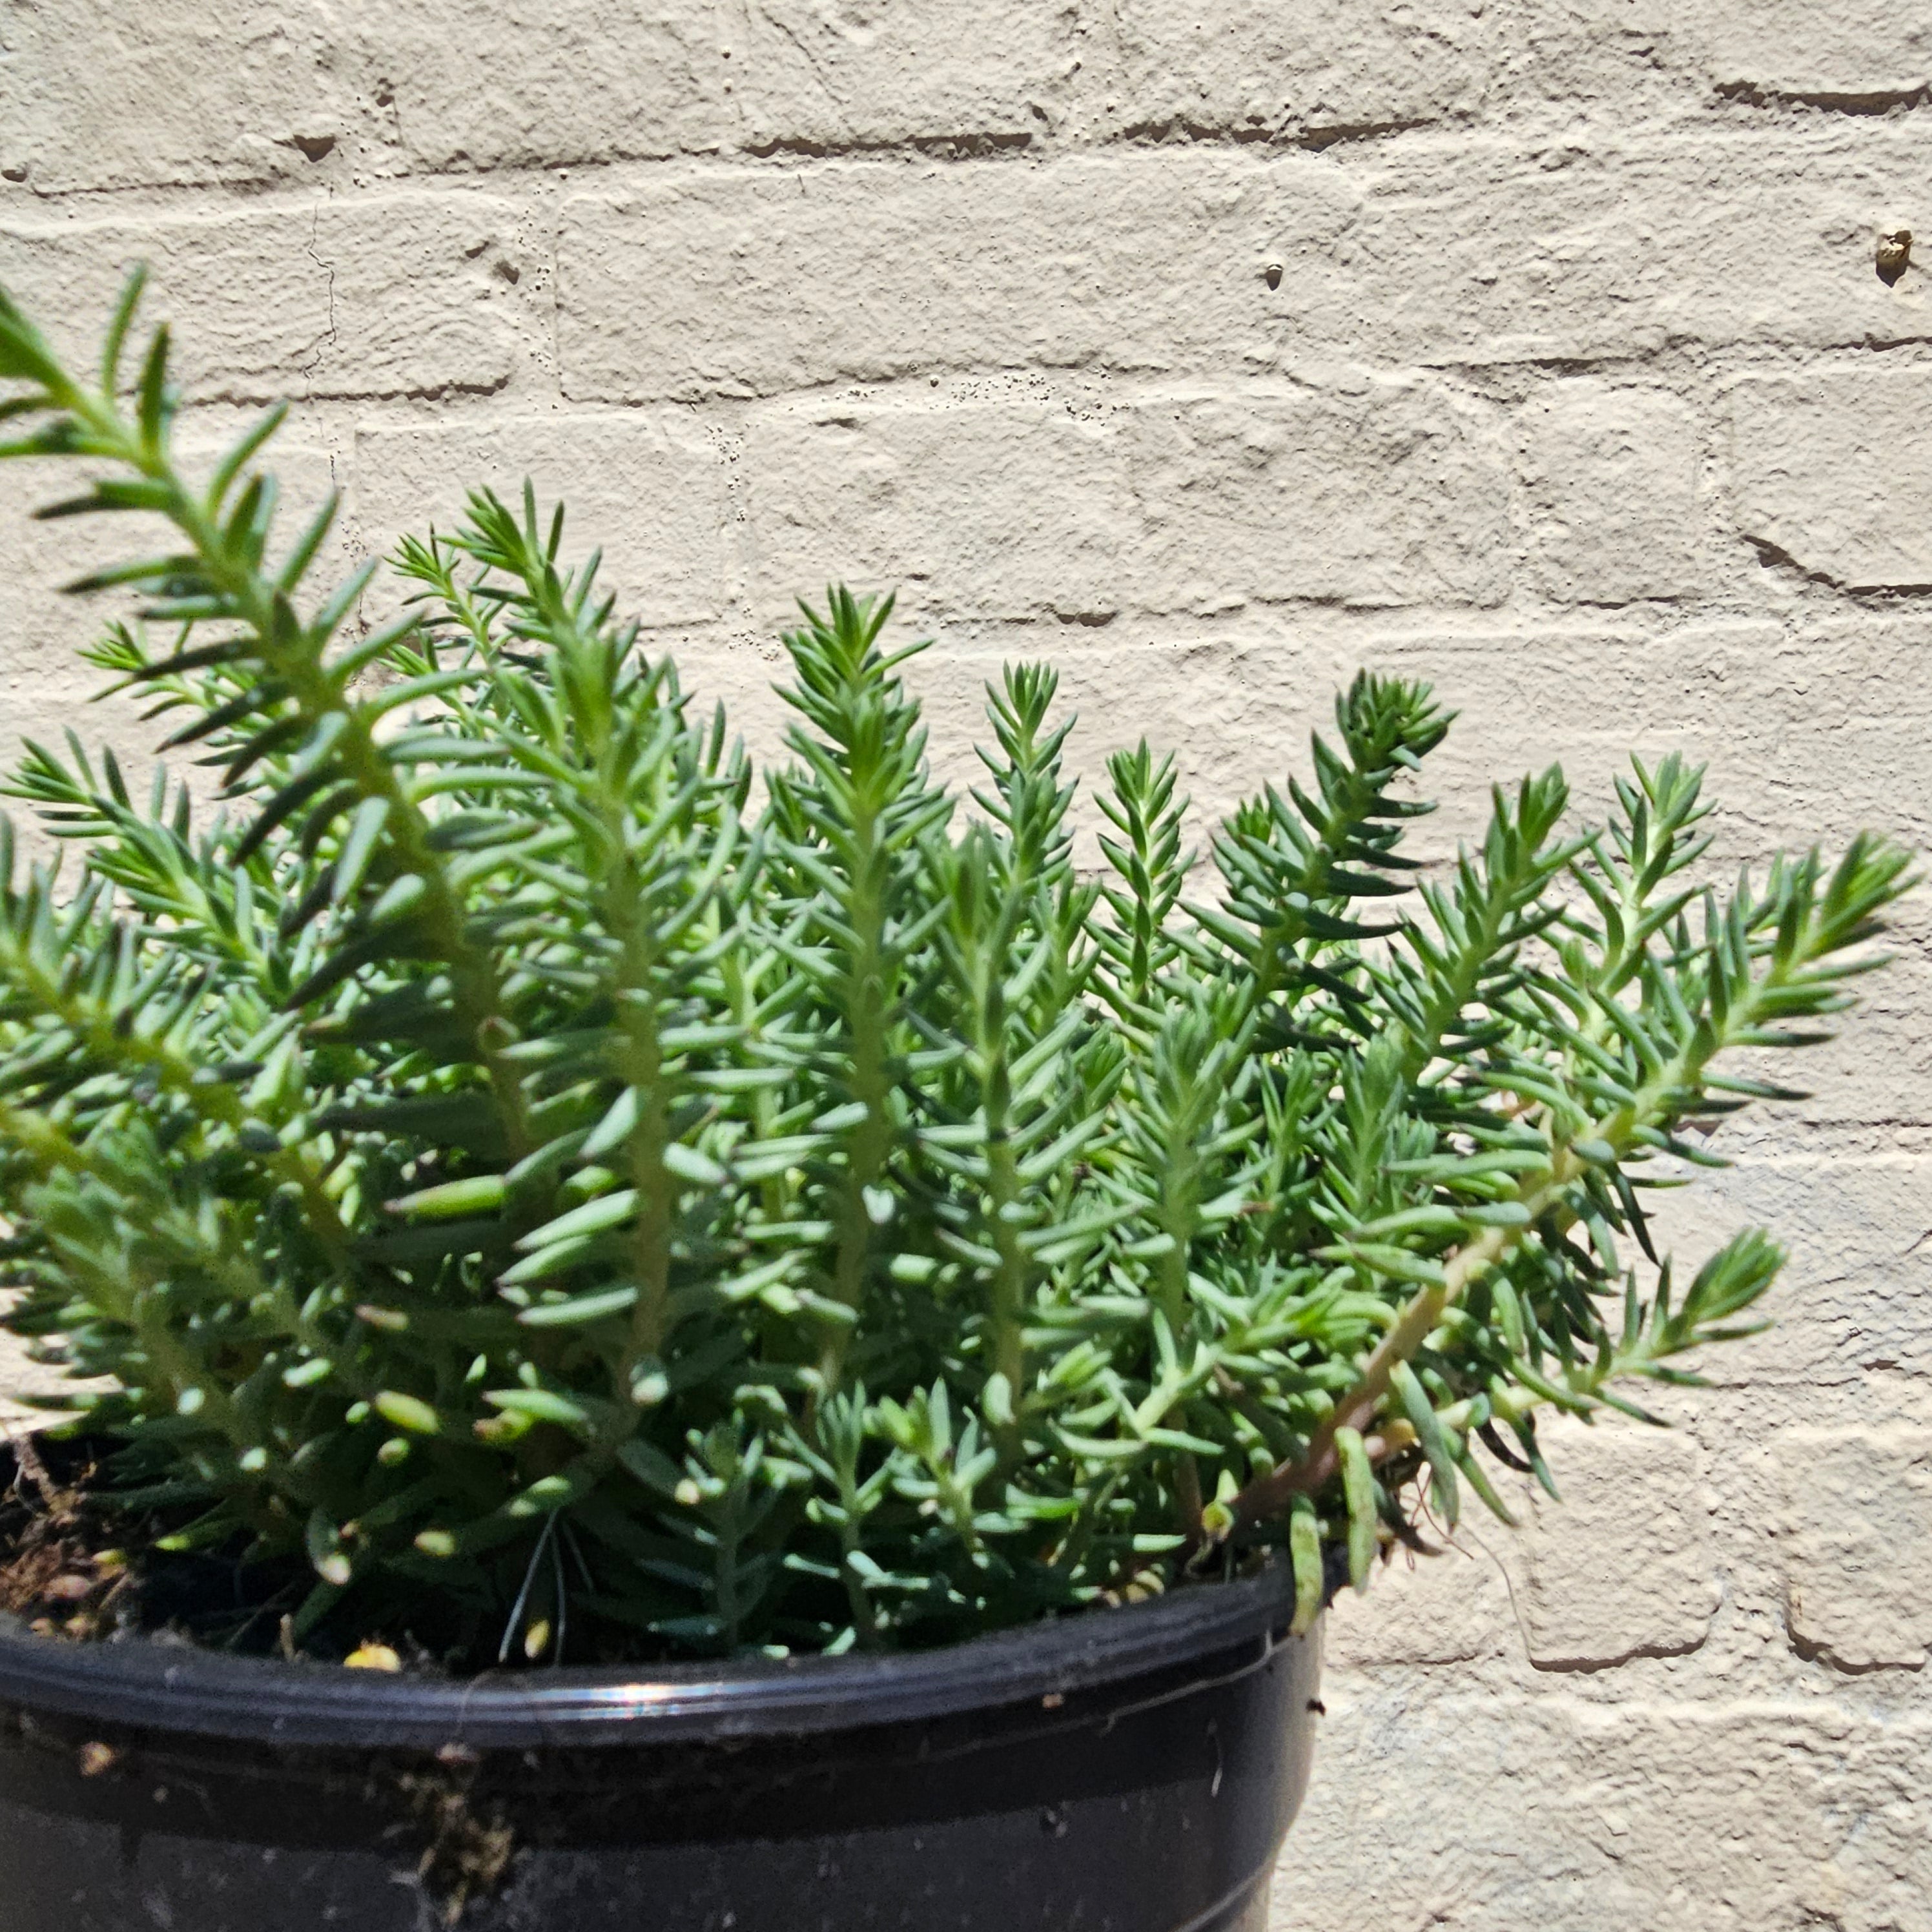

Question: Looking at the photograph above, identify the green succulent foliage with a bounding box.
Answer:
[0,276,1911,1664]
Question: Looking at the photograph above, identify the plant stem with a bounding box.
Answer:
[63,381,535,1164]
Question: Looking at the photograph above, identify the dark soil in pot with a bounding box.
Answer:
[0,1439,1322,1931]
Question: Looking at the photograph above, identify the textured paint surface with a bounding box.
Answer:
[0,5,1927,1925]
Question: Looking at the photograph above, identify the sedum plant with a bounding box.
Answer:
[0,278,1909,1667]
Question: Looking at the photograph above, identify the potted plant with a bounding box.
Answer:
[0,276,1907,1932]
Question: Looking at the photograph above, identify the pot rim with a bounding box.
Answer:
[0,1561,1299,1750]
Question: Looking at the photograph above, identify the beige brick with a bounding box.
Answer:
[1273,1696,1932,1932]
[1483,0,1932,111]
[1774,1427,1932,1670]
[0,484,145,720]
[1684,0,1932,101]
[747,396,1132,624]
[1361,618,1932,1131]
[1729,371,1932,591]
[746,381,1508,624]
[1128,381,1510,610]
[730,0,1076,150]
[1638,615,1932,859]
[0,661,230,872]
[1789,952,1932,1139]
[1323,1541,1514,1668]
[353,415,732,630]
[1514,1419,1718,1669]
[1517,382,1704,603]
[1362,618,1932,856]
[0,435,350,861]
[5,1,349,194]
[356,0,728,170]
[560,133,1932,404]
[1631,1151,1932,1390]
[1306,128,1932,367]
[1112,0,1486,143]
[0,431,349,688]
[556,154,1361,402]
[0,1315,95,1423]
[0,196,518,404]
[1477,0,1684,112]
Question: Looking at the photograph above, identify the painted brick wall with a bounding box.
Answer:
[1,5,1929,1926]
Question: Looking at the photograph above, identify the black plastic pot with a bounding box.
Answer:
[0,1558,1317,1932]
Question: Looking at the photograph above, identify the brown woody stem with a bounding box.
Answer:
[1228,1171,1572,1528]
